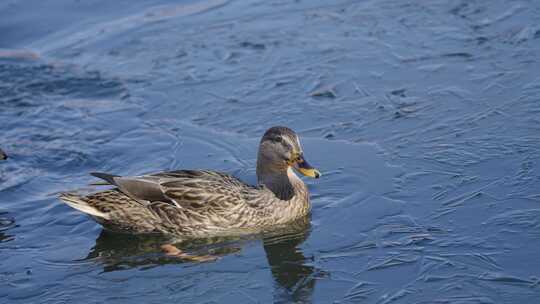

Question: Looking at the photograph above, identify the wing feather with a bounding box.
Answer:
[91,170,257,211]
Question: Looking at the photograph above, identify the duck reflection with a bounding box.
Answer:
[263,216,317,303]
[85,231,245,272]
[84,216,317,302]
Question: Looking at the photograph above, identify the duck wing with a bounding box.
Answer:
[91,172,167,205]
[90,170,253,209]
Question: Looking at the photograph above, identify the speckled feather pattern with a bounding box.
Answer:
[60,126,316,238]
[61,170,311,237]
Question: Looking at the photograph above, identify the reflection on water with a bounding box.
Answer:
[263,217,318,304]
[84,216,317,302]
[85,230,248,272]
[85,232,180,272]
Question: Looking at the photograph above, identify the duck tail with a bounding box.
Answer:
[59,193,110,220]
[90,172,119,186]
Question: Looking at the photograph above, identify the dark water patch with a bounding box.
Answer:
[0,212,16,243]
[0,63,127,108]
[449,2,485,19]
[239,41,266,50]
[399,52,474,63]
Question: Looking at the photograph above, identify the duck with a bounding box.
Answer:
[59,126,321,238]
[0,148,7,160]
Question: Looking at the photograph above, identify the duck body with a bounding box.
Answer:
[61,169,310,237]
[59,126,320,238]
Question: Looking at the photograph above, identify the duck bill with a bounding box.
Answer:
[294,155,321,179]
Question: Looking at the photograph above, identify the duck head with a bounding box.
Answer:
[256,126,321,180]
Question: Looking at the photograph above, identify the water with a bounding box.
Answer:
[1,0,540,302]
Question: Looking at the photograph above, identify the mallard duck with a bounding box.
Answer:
[59,126,321,238]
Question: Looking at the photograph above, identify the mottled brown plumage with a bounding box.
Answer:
[59,126,321,238]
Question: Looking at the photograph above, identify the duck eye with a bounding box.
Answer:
[274,135,283,143]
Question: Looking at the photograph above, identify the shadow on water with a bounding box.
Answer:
[84,216,318,302]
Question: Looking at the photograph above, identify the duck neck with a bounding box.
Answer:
[257,165,306,202]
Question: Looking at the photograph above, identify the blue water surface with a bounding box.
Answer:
[1,0,540,303]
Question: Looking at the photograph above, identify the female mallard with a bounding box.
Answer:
[59,126,320,238]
